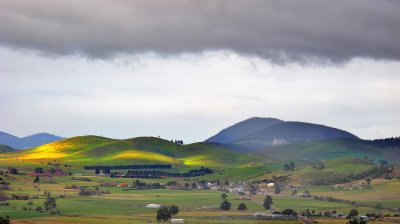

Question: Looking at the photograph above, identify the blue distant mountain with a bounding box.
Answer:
[207,117,359,150]
[0,131,63,149]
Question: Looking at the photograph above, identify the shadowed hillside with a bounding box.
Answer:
[207,117,358,150]
[207,117,283,144]
[256,138,400,162]
[0,144,14,153]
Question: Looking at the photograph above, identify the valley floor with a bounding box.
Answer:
[1,174,399,224]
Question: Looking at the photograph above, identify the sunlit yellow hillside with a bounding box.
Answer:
[0,136,256,168]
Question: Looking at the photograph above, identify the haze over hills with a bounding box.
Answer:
[207,117,359,150]
[0,131,63,149]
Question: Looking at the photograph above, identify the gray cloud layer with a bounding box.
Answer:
[0,0,399,62]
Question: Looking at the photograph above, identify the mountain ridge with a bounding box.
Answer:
[207,117,359,150]
[207,117,283,144]
[0,131,63,149]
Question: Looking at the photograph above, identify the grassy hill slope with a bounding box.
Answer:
[257,138,400,162]
[257,157,377,186]
[0,136,258,171]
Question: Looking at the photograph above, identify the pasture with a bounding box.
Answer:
[0,175,298,224]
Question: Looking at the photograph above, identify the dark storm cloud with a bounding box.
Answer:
[0,0,399,62]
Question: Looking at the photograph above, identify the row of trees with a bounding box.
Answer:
[171,139,184,145]
[219,193,247,211]
[283,162,295,172]
[123,167,213,178]
[84,164,173,170]
[364,137,400,148]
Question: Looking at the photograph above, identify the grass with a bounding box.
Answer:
[304,179,400,208]
[313,217,400,224]
[259,138,400,162]
[256,157,376,186]
[0,175,298,224]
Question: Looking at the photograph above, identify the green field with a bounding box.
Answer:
[0,175,301,224]
[305,179,400,208]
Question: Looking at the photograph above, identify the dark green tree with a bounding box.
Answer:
[220,200,231,210]
[263,195,273,209]
[365,178,371,186]
[156,207,172,222]
[33,176,40,183]
[169,205,179,216]
[274,183,282,194]
[0,216,10,224]
[289,162,295,171]
[282,208,297,216]
[250,184,258,195]
[283,164,290,172]
[221,193,228,200]
[347,209,359,219]
[36,206,43,212]
[237,203,247,210]
[43,196,57,212]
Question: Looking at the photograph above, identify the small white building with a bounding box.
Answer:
[358,215,370,222]
[171,218,184,223]
[145,203,161,209]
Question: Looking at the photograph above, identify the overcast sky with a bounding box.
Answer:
[0,0,399,142]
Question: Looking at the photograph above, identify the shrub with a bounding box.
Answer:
[220,200,231,210]
[78,189,99,196]
[0,216,10,224]
[36,206,43,212]
[282,208,297,217]
[48,209,59,215]
[169,205,179,216]
[237,203,248,210]
[156,207,171,222]
[347,209,358,219]
[43,196,57,211]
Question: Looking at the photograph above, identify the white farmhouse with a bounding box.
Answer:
[145,203,161,209]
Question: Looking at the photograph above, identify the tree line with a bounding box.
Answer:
[363,136,400,147]
[84,164,173,170]
[118,167,213,178]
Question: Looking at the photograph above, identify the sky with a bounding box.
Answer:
[0,0,399,142]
